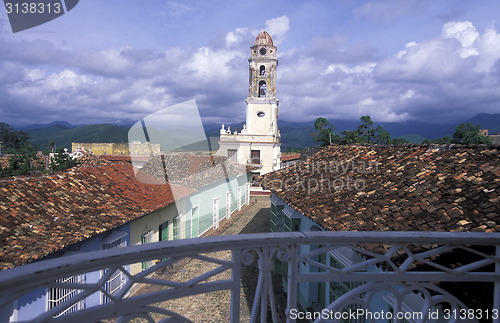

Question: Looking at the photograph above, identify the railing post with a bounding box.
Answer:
[286,245,298,323]
[230,249,241,323]
[494,245,500,323]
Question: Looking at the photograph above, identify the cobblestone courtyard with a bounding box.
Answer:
[132,196,272,322]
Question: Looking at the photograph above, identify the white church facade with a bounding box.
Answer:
[216,31,281,182]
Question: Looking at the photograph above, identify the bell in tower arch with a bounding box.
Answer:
[258,81,267,98]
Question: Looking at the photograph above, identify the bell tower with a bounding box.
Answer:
[217,31,281,177]
[248,31,278,99]
[245,31,279,137]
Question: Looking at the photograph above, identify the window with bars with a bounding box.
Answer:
[228,149,237,161]
[226,191,231,218]
[212,198,220,229]
[246,183,250,205]
[141,230,154,244]
[102,238,126,249]
[271,203,287,284]
[329,256,365,322]
[237,187,242,211]
[173,216,180,240]
[47,274,85,317]
[101,233,128,304]
[101,268,126,304]
[284,215,300,232]
[141,230,155,271]
[270,203,284,232]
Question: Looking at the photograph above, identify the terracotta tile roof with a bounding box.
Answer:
[261,145,500,233]
[141,154,249,189]
[100,155,151,163]
[0,157,10,168]
[78,154,111,166]
[0,162,194,269]
[281,153,301,162]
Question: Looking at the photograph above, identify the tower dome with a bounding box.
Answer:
[254,31,274,46]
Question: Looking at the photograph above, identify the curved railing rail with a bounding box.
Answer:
[0,231,499,323]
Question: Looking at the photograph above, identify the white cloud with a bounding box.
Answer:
[277,20,500,123]
[442,21,479,58]
[264,16,290,44]
[442,21,479,47]
[396,42,418,59]
[224,16,290,49]
[475,27,500,73]
[10,69,89,99]
[25,69,45,81]
[367,21,500,121]
[376,20,500,81]
[400,89,415,100]
[225,28,250,47]
[323,63,375,75]
[1,18,499,127]
[376,38,470,82]
[185,46,242,80]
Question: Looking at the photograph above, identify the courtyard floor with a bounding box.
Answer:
[131,196,275,322]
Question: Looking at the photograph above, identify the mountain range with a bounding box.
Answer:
[16,113,500,152]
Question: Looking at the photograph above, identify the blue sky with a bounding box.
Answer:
[1,0,500,126]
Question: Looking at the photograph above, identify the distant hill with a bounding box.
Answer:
[464,113,500,134]
[275,113,500,148]
[18,121,76,131]
[19,113,500,151]
[398,134,427,144]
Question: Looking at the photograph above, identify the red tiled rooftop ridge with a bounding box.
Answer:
[281,153,301,162]
[78,154,111,166]
[0,162,194,269]
[141,154,249,189]
[261,145,499,233]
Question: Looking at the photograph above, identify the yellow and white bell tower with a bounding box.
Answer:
[217,31,281,179]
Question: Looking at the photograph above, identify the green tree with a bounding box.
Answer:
[339,130,360,144]
[313,117,338,146]
[0,147,43,177]
[452,123,491,144]
[49,149,80,172]
[313,116,408,146]
[0,122,31,153]
[423,136,452,145]
[342,116,408,145]
[357,115,376,142]
[374,127,392,144]
[47,140,56,153]
[391,137,409,145]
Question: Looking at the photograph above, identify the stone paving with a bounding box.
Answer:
[131,196,272,322]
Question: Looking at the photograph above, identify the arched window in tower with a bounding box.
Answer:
[260,65,266,75]
[258,80,267,97]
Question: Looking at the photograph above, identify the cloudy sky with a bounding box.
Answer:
[1,0,500,127]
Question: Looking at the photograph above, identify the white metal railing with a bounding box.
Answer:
[0,232,499,323]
